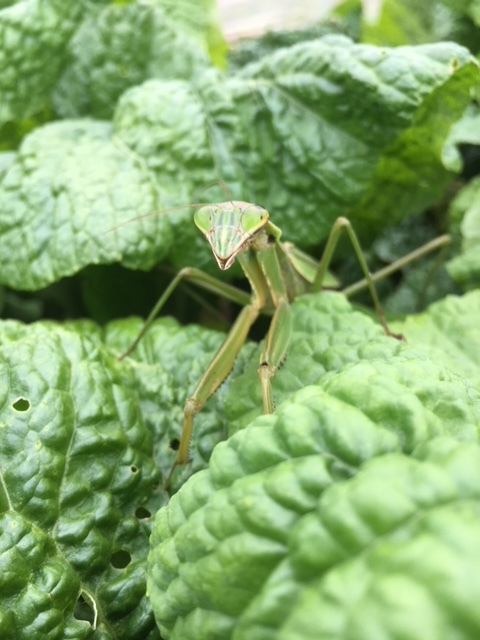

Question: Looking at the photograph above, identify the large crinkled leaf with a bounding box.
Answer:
[103,316,256,493]
[0,37,476,287]
[106,290,480,488]
[0,0,223,128]
[0,0,83,126]
[0,294,479,638]
[146,290,480,638]
[113,37,477,264]
[0,312,253,635]
[391,290,480,385]
[52,1,215,120]
[0,321,165,638]
[230,291,480,431]
[0,119,173,289]
[148,401,480,639]
[239,37,476,239]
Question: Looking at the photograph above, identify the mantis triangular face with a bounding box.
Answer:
[194,201,269,270]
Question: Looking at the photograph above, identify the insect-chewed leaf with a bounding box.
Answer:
[0,320,164,638]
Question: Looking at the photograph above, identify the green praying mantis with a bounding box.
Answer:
[116,195,451,489]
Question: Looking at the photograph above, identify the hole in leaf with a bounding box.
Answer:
[12,397,30,412]
[74,591,97,628]
[135,506,151,519]
[170,438,180,451]
[110,549,131,569]
[130,465,138,473]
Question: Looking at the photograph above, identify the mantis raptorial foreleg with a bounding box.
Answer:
[117,201,450,490]
[118,267,251,360]
[165,302,261,488]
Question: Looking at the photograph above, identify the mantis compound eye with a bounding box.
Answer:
[194,206,215,233]
[241,204,269,234]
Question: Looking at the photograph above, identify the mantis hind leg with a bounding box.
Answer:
[312,217,404,339]
[342,233,451,307]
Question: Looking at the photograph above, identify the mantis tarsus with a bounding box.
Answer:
[117,199,450,489]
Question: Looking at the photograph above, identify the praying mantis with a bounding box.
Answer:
[116,196,450,489]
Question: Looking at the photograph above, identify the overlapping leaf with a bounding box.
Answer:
[0,322,163,639]
[445,176,480,289]
[0,120,172,289]
[52,1,215,119]
[114,38,477,261]
[2,4,480,639]
[0,37,477,288]
[147,291,480,640]
[0,0,84,126]
[1,291,479,638]
[0,0,221,128]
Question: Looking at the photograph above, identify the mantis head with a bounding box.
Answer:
[194,201,269,270]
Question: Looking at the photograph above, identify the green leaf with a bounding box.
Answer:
[1,291,479,638]
[228,291,480,430]
[361,0,441,45]
[443,102,480,172]
[103,316,256,493]
[148,412,480,639]
[117,38,477,258]
[158,0,227,68]
[0,120,173,290]
[391,291,480,389]
[147,290,480,638]
[0,0,223,128]
[445,175,480,289]
[0,321,163,638]
[81,37,480,274]
[227,21,351,71]
[0,37,476,288]
[52,1,215,119]
[0,0,83,126]
[3,6,480,638]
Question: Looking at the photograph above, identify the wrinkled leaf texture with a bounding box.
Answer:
[0,37,477,288]
[1,5,480,638]
[148,291,480,640]
[0,0,219,126]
